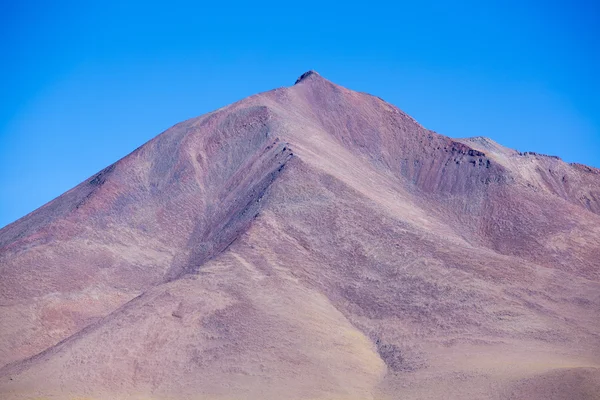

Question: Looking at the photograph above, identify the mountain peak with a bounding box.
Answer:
[294,70,320,85]
[2,69,600,400]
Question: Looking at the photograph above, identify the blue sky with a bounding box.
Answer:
[1,0,598,228]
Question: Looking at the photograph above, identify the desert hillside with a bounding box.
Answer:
[1,71,599,400]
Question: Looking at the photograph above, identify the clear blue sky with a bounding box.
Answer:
[1,0,599,228]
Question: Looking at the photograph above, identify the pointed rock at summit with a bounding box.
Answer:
[294,70,320,84]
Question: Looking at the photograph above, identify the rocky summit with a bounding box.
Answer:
[1,71,599,400]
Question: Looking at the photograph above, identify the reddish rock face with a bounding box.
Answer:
[1,71,599,400]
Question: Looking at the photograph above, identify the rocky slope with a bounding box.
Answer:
[1,71,599,400]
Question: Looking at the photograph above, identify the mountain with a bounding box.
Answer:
[1,71,599,400]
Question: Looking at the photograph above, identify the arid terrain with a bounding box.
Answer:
[1,71,599,399]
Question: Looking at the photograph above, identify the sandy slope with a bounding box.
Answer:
[1,71,599,399]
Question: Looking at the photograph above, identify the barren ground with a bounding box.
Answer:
[1,71,599,399]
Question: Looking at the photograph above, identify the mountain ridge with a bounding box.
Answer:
[1,71,599,400]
